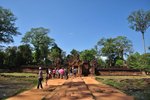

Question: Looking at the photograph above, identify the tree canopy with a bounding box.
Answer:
[96,36,133,67]
[22,27,55,64]
[0,6,20,44]
[127,52,150,71]
[80,49,96,62]
[49,44,63,67]
[128,9,150,53]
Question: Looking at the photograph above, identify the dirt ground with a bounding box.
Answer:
[7,77,134,100]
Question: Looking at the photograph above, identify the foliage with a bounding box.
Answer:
[80,49,96,62]
[4,46,18,67]
[149,46,150,50]
[0,50,5,66]
[96,76,150,100]
[127,52,142,69]
[97,58,106,68]
[97,37,116,67]
[49,44,63,67]
[127,52,150,71]
[140,53,150,72]
[96,78,123,89]
[18,44,33,65]
[114,36,133,59]
[128,9,150,53]
[22,27,55,64]
[96,36,133,67]
[66,49,80,67]
[0,6,20,44]
[1,45,33,68]
[115,59,124,66]
[70,49,80,58]
[0,7,149,72]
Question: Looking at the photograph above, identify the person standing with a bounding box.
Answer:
[52,68,56,79]
[64,68,68,80]
[45,68,49,86]
[37,67,43,89]
[48,68,52,79]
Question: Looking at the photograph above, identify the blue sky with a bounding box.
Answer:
[0,0,150,54]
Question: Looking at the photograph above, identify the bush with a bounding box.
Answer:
[127,53,150,71]
[116,59,124,66]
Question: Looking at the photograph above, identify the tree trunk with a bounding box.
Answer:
[142,32,146,54]
[121,50,124,60]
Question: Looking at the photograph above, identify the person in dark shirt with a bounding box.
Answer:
[64,68,68,80]
[45,68,49,86]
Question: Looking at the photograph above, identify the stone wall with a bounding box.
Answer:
[98,68,142,76]
[99,71,142,76]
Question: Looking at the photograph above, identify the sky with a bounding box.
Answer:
[0,0,150,54]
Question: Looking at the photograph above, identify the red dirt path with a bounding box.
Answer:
[7,77,134,100]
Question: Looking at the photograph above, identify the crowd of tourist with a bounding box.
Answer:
[37,66,78,89]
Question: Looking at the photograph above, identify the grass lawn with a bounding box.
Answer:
[0,73,38,100]
[96,76,150,100]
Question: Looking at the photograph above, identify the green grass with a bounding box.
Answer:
[96,77,123,88]
[0,72,37,77]
[95,76,150,100]
[0,73,38,99]
[95,75,150,79]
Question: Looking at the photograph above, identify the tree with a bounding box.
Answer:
[128,9,150,53]
[0,50,5,66]
[80,49,96,62]
[96,36,133,67]
[0,6,20,44]
[97,38,116,67]
[22,27,54,64]
[4,46,20,67]
[70,49,80,60]
[65,49,81,69]
[140,53,150,72]
[127,52,150,71]
[148,46,150,51]
[18,44,32,65]
[114,36,133,60]
[49,44,63,68]
[127,52,141,69]
[115,59,124,66]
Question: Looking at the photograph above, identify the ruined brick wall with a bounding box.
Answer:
[98,68,142,76]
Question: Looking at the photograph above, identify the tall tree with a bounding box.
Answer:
[96,36,133,67]
[0,6,20,44]
[114,36,133,60]
[128,9,150,53]
[22,27,54,64]
[49,44,63,67]
[97,38,116,67]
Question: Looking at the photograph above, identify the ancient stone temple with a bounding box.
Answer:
[68,59,97,76]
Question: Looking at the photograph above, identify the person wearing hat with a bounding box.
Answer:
[37,67,43,89]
